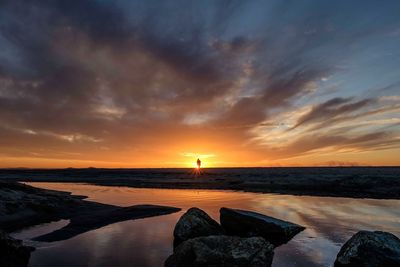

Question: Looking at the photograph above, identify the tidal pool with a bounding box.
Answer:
[13,182,400,267]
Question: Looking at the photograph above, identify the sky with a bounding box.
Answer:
[0,0,400,168]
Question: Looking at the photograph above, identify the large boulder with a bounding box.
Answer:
[220,207,305,246]
[334,230,400,267]
[173,207,223,247]
[165,235,274,267]
[0,230,34,267]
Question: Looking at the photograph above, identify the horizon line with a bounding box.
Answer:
[1,165,400,170]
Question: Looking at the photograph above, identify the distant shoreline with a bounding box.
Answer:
[1,166,400,170]
[1,167,399,200]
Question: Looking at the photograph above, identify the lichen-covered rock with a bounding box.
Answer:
[173,207,223,247]
[165,235,274,267]
[220,207,305,246]
[334,230,400,267]
[0,230,34,267]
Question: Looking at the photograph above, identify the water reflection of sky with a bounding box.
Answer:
[14,183,400,267]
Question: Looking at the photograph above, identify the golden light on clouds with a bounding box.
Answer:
[0,1,399,168]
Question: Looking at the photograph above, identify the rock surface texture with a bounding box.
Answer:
[165,235,274,267]
[173,207,223,247]
[220,207,305,246]
[334,230,400,267]
[0,231,34,267]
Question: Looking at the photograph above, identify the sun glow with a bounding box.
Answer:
[182,152,214,168]
[190,160,211,168]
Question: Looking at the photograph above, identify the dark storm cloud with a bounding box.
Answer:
[0,0,399,165]
[0,0,127,77]
[0,0,246,133]
[0,0,251,149]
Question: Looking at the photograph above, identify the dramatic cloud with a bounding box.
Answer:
[0,0,399,167]
[292,97,375,129]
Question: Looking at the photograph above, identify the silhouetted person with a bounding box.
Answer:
[197,158,201,169]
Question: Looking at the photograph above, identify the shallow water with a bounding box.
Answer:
[14,182,400,267]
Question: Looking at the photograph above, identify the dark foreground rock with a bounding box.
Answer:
[165,235,274,267]
[335,230,400,267]
[33,204,181,242]
[0,180,97,232]
[220,207,305,246]
[0,231,34,267]
[173,207,223,247]
[0,181,181,243]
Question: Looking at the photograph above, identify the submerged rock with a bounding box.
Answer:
[173,207,223,247]
[165,235,274,267]
[0,231,34,267]
[220,207,305,246]
[334,230,400,267]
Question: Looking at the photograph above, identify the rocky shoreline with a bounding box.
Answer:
[1,181,399,266]
[166,207,400,267]
[0,181,180,266]
[0,231,34,267]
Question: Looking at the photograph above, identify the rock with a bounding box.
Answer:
[173,207,223,247]
[220,207,305,246]
[165,235,274,267]
[0,230,34,267]
[334,230,400,267]
[0,181,90,232]
[0,181,181,241]
[33,205,181,242]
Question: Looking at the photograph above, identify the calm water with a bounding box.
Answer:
[13,182,400,267]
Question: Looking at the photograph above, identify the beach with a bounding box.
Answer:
[1,167,400,199]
